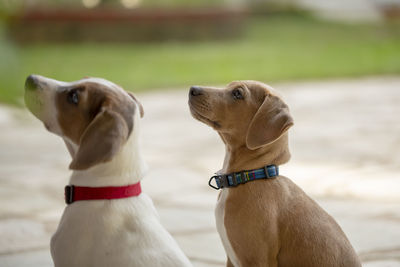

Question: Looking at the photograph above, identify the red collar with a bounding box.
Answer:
[64,182,141,205]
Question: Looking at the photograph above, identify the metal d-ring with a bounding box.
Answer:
[208,175,221,190]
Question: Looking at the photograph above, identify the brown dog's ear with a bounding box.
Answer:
[127,92,144,118]
[246,94,293,150]
[69,108,129,170]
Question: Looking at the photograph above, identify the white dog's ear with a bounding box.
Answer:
[127,92,144,118]
[246,94,293,150]
[69,108,129,170]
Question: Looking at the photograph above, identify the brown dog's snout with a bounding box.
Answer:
[189,86,203,97]
[25,74,39,91]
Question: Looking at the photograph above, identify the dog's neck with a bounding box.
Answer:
[220,132,290,174]
[68,115,147,187]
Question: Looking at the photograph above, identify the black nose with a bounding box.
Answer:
[25,75,39,91]
[190,86,203,96]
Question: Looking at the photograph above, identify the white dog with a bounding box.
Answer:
[25,75,192,267]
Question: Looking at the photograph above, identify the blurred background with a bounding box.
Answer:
[1,0,399,105]
[0,0,399,266]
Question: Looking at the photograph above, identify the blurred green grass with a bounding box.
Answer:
[1,14,400,105]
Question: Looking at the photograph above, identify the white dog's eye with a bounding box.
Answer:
[232,88,244,100]
[67,90,79,105]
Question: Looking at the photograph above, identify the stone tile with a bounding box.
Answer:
[151,188,217,210]
[157,206,215,235]
[317,199,400,254]
[283,163,400,201]
[0,219,50,254]
[0,249,53,267]
[174,231,225,265]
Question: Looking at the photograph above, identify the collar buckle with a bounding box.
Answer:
[264,165,279,178]
[65,185,75,205]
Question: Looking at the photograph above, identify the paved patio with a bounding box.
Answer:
[0,76,399,266]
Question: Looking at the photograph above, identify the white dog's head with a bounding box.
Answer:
[25,74,144,171]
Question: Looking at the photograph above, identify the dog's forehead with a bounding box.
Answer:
[241,81,282,97]
[227,80,268,90]
[72,78,133,101]
[226,81,240,87]
[74,77,122,92]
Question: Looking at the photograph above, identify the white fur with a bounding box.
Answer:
[28,75,192,267]
[51,193,192,267]
[215,189,240,267]
[26,75,63,135]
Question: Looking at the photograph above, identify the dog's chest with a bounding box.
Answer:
[50,195,191,267]
[215,189,240,267]
[51,199,145,266]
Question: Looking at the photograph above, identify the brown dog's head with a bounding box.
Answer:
[188,80,293,150]
[24,74,144,170]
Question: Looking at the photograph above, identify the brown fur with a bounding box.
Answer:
[189,81,361,267]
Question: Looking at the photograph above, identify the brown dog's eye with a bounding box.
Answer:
[67,90,79,105]
[232,88,244,100]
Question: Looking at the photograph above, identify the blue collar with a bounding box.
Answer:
[208,165,279,190]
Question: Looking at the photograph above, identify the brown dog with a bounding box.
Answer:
[188,80,361,267]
